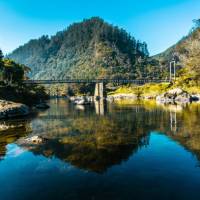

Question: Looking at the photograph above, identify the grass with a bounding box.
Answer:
[108,80,200,98]
[108,82,171,97]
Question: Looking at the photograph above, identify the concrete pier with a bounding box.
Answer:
[94,82,104,100]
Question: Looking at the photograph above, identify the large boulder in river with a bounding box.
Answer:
[0,100,29,119]
[156,88,192,103]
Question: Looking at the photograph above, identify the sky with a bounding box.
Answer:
[0,0,200,55]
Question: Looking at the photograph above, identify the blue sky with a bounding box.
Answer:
[0,0,200,55]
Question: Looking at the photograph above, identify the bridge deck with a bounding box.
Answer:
[24,79,170,84]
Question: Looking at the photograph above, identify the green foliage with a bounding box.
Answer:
[0,49,4,73]
[0,49,3,61]
[8,17,149,80]
[192,18,200,32]
[1,59,25,85]
[0,84,48,106]
[0,51,48,104]
[109,83,171,97]
[153,24,200,85]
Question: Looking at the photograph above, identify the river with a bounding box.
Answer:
[0,99,200,200]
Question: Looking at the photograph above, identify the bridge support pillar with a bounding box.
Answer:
[94,98,105,115]
[94,82,104,100]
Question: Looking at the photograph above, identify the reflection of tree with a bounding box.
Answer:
[23,135,149,173]
[13,99,200,172]
[0,120,31,160]
[21,108,150,172]
[162,104,200,161]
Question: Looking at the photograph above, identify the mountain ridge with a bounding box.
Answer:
[8,17,149,80]
[153,26,200,82]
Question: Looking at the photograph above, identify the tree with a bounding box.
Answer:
[0,49,4,82]
[191,19,200,32]
[0,59,25,85]
[8,17,150,81]
[0,49,3,68]
[0,49,3,60]
[193,19,200,29]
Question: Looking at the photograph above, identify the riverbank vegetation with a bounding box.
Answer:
[110,20,200,98]
[108,80,200,99]
[6,18,200,97]
[0,49,48,105]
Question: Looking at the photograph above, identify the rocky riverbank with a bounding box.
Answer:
[108,88,200,104]
[156,88,193,103]
[69,96,94,105]
[68,87,200,105]
[0,100,30,119]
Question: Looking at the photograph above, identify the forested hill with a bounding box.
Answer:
[8,17,150,80]
[153,19,200,82]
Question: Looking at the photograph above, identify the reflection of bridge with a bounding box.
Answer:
[24,79,170,99]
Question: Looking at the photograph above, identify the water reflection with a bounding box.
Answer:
[0,119,31,160]
[94,99,106,115]
[0,99,200,173]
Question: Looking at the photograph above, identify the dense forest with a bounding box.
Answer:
[7,17,200,97]
[0,49,47,104]
[154,19,200,84]
[8,17,158,80]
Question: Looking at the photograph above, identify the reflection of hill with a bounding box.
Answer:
[20,104,150,172]
[22,134,149,173]
[16,99,200,172]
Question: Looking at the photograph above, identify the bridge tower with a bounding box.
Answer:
[94,82,104,100]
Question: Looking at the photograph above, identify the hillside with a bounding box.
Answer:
[8,17,149,80]
[109,21,200,98]
[0,49,48,105]
[154,26,200,82]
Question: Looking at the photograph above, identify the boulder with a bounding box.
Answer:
[71,96,92,105]
[0,123,24,131]
[156,88,192,103]
[21,135,47,145]
[107,94,138,101]
[0,100,29,119]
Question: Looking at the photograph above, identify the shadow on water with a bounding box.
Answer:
[0,99,200,173]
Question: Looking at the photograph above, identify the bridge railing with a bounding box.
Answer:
[23,79,170,84]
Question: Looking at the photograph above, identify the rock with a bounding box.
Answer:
[0,100,29,119]
[107,94,138,101]
[144,95,155,100]
[0,124,10,131]
[0,122,24,131]
[70,96,92,105]
[106,96,114,102]
[156,88,192,104]
[23,135,46,145]
[167,88,183,95]
[74,99,86,105]
[75,105,85,110]
[35,103,50,109]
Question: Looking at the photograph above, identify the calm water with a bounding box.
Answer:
[0,99,200,200]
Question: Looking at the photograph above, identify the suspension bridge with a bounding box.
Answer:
[23,78,170,99]
[23,78,170,84]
